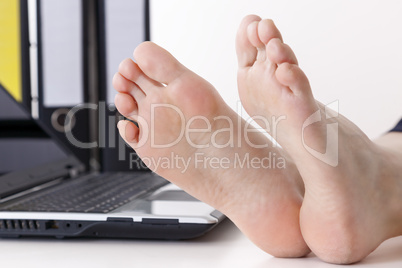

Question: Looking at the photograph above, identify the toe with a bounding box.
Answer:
[115,93,138,119]
[235,15,262,67]
[113,72,145,101]
[118,58,162,91]
[245,18,285,63]
[267,38,298,65]
[134,41,187,84]
[275,63,312,97]
[247,21,264,48]
[257,19,283,45]
[117,120,140,146]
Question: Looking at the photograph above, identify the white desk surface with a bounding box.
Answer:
[1,219,402,267]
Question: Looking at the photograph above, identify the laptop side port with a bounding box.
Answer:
[0,219,57,232]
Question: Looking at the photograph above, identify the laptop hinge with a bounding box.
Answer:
[68,167,80,178]
[0,157,84,200]
[0,177,64,204]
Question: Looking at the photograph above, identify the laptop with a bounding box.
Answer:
[0,84,224,239]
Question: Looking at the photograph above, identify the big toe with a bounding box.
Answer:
[235,15,261,68]
[134,41,187,84]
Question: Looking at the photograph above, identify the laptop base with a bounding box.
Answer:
[0,218,218,240]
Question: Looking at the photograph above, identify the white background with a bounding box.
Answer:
[150,0,402,138]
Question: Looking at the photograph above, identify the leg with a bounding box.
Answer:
[113,41,310,257]
[236,15,402,264]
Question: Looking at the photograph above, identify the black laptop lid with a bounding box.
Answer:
[0,84,73,172]
[0,84,84,199]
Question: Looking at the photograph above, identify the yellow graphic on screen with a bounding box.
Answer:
[0,0,22,102]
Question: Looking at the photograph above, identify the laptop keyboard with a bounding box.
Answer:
[0,172,168,213]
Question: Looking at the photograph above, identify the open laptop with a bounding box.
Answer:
[0,84,224,239]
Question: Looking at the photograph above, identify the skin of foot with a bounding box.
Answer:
[113,41,311,257]
[236,15,402,264]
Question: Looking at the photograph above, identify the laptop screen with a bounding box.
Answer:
[0,84,69,174]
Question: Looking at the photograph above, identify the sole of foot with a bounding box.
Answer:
[113,41,310,257]
[236,14,402,264]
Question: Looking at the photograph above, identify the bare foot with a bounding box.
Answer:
[236,15,402,264]
[113,41,310,257]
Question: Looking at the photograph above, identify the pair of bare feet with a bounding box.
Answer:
[113,15,402,264]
